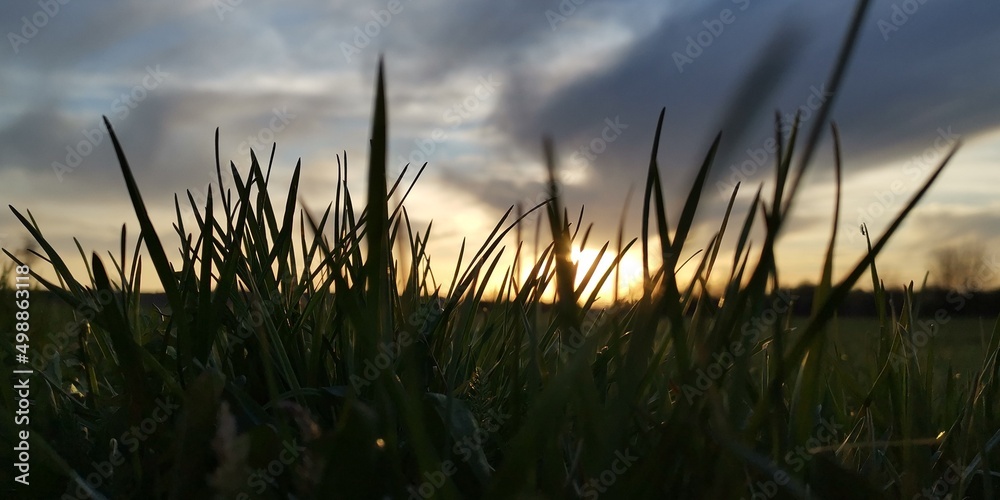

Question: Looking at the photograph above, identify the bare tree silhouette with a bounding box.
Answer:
[930,243,990,291]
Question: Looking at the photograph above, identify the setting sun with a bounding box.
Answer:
[570,246,643,302]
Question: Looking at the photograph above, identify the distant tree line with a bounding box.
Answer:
[681,285,999,318]
[783,285,1000,318]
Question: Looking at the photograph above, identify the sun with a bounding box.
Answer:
[570,247,643,302]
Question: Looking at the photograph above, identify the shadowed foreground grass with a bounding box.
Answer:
[4,3,1000,498]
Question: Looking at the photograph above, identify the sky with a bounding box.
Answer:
[2,0,999,299]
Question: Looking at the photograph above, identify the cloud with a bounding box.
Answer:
[422,1,1000,261]
[2,0,1000,288]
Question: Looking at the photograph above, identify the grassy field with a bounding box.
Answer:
[3,2,1000,498]
[825,317,996,373]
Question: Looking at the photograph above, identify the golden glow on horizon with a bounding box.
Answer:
[570,247,643,303]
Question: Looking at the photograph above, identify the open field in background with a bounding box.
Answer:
[825,317,997,374]
[7,292,996,382]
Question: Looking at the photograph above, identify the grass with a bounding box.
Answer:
[3,2,1000,497]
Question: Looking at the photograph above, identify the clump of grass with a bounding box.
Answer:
[4,1,1000,498]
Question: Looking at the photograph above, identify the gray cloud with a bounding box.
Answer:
[2,0,999,287]
[432,0,1000,248]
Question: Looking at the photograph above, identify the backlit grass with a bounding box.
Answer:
[3,1,1000,498]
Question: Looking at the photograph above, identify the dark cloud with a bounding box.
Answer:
[423,0,1000,246]
[2,0,999,286]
